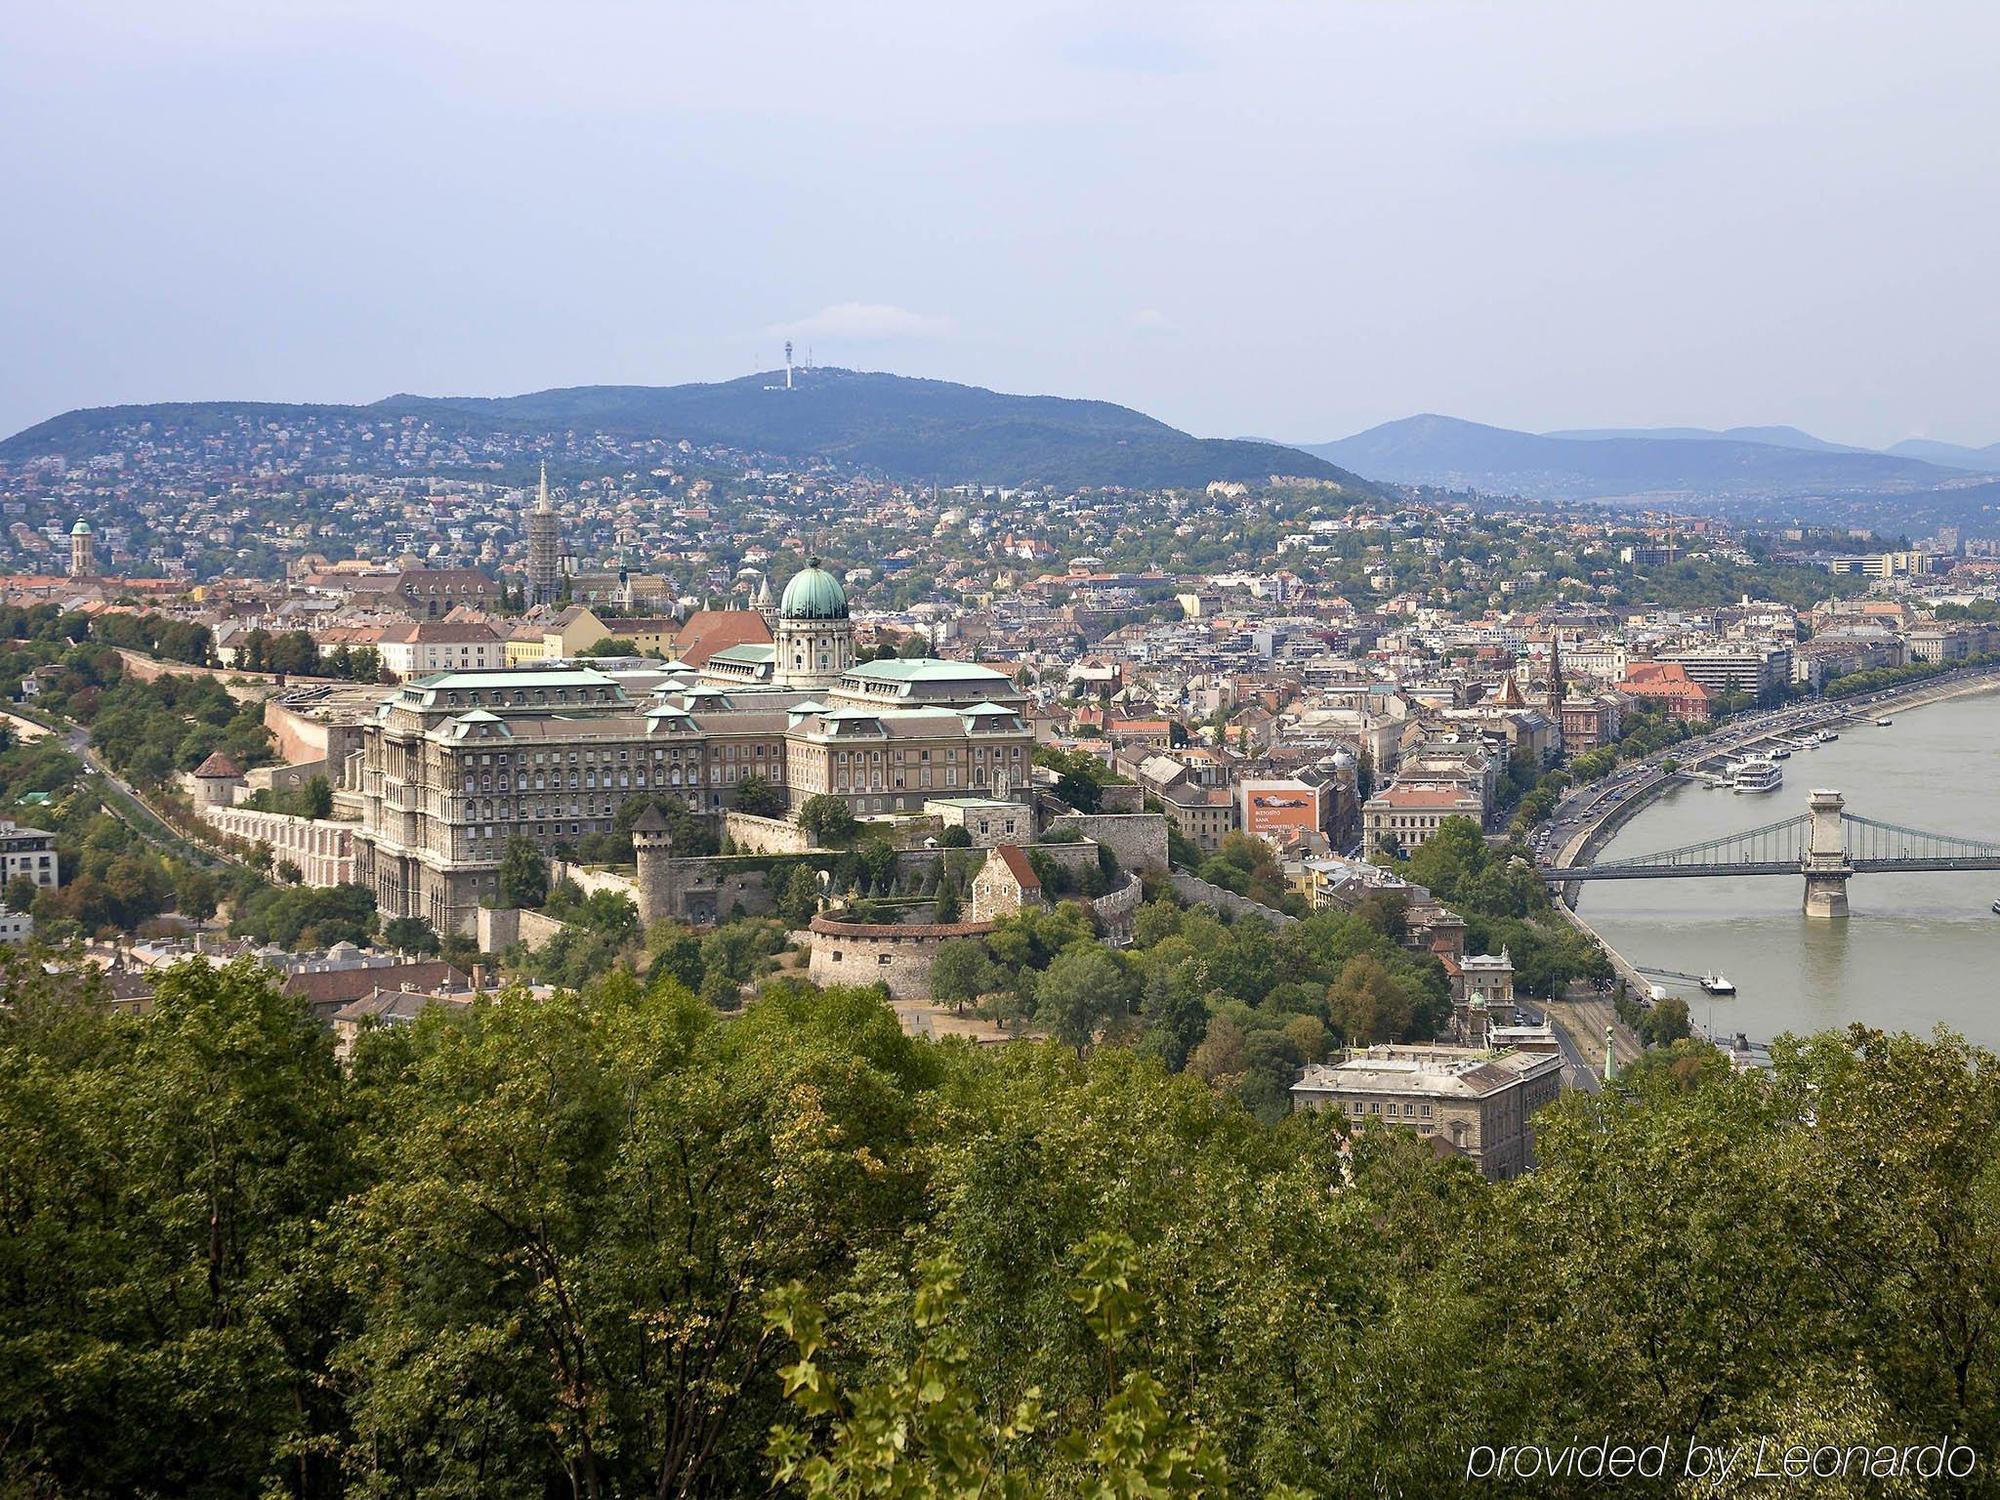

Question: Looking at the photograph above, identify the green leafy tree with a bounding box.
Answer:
[2,873,37,914]
[0,958,353,1495]
[733,772,788,818]
[856,839,899,895]
[1034,945,1139,1056]
[929,937,994,1013]
[798,794,859,847]
[498,833,549,909]
[301,774,333,820]
[1034,746,1118,815]
[382,915,441,956]
[231,882,379,948]
[339,979,933,1496]
[764,1238,1230,1498]
[1325,952,1420,1044]
[777,864,824,928]
[645,921,704,993]
[1644,994,1693,1047]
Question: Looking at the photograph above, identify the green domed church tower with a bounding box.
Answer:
[69,519,95,579]
[772,558,854,690]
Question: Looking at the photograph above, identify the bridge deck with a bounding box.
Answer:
[1542,798,2000,882]
[1546,857,2000,880]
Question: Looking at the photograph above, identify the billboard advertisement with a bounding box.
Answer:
[1239,779,1325,840]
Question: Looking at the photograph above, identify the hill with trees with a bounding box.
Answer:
[2,369,1376,493]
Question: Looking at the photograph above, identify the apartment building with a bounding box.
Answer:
[1290,1043,1564,1180]
[0,821,59,891]
[1659,643,1794,700]
[1361,782,1484,857]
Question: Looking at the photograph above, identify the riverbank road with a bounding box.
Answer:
[1543,994,1643,1091]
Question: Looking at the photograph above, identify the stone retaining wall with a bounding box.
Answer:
[551,860,641,902]
[1088,872,1146,946]
[476,906,568,953]
[723,810,815,854]
[1169,871,1299,926]
[1046,812,1170,872]
[806,914,997,1000]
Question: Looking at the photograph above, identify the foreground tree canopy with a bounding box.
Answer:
[2,953,1998,1497]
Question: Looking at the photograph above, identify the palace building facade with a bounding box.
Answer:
[349,563,1033,934]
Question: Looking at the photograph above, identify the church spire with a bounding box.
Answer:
[537,460,551,515]
[1548,630,1566,704]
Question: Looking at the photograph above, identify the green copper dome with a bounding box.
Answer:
[70,519,91,536]
[778,559,848,621]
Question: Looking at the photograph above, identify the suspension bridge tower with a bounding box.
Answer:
[1802,788,1852,919]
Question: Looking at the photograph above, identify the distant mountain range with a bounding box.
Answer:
[1539,424,1874,455]
[0,369,1373,494]
[1882,436,2000,469]
[1297,414,1999,503]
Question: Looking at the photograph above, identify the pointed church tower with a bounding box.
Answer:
[526,460,562,607]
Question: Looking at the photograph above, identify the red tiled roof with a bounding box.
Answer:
[808,916,999,939]
[192,751,243,778]
[1375,784,1480,809]
[994,844,1042,890]
[1620,662,1710,698]
[673,610,773,666]
[379,620,503,644]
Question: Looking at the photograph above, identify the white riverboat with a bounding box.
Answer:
[1730,757,1783,793]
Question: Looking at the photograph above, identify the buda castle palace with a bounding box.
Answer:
[352,561,1033,935]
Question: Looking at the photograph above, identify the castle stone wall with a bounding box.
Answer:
[1169,871,1298,926]
[476,906,568,954]
[1046,813,1170,872]
[806,915,997,1001]
[723,811,815,854]
[551,860,641,902]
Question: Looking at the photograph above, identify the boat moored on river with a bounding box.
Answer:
[1730,757,1783,793]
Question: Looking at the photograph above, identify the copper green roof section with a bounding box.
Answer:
[842,658,1010,682]
[777,559,848,620]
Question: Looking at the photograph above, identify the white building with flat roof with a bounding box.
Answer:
[1291,1043,1562,1181]
[0,821,59,891]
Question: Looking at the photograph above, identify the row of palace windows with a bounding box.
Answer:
[455,743,777,786]
[831,744,1023,765]
[456,798,710,854]
[441,686,619,708]
[459,760,772,798]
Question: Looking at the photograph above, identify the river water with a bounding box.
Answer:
[1577,688,2000,1048]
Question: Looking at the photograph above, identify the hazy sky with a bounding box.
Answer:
[6,1,1998,448]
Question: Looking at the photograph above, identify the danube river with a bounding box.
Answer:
[1577,688,2000,1048]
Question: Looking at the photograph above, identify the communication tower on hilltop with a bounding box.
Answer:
[785,340,794,390]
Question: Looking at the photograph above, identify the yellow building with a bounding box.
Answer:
[503,606,612,666]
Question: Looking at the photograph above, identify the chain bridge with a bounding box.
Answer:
[1542,789,2000,917]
